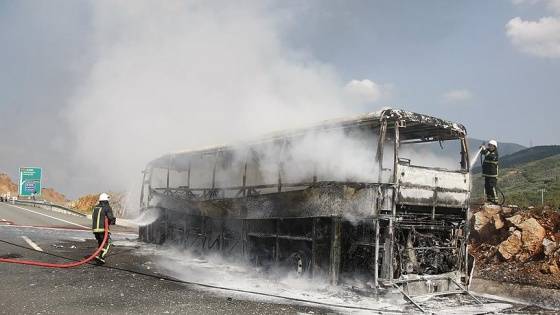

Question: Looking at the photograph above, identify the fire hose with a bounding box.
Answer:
[0,217,109,268]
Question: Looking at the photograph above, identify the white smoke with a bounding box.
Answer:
[64,1,356,203]
[63,1,467,228]
[240,129,381,186]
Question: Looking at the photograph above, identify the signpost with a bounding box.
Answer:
[19,167,42,197]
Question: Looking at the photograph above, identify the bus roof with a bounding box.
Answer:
[148,108,467,167]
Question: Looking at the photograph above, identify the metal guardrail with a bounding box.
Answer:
[14,199,86,217]
[7,199,139,230]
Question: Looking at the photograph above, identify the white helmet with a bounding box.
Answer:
[99,193,110,201]
[488,140,498,148]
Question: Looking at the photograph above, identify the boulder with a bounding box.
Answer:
[473,207,503,242]
[498,230,522,261]
[518,218,546,261]
[540,259,560,276]
[506,214,523,227]
[551,260,560,276]
[493,212,505,230]
[542,238,558,257]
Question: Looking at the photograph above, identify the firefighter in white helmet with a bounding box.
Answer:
[480,140,499,205]
[91,193,116,264]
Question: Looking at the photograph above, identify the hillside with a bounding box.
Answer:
[0,174,17,198]
[422,137,525,161]
[0,173,133,217]
[471,146,560,207]
[472,145,560,174]
[468,138,526,159]
[0,173,67,203]
[66,192,130,217]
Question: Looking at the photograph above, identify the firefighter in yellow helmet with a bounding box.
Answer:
[91,193,116,264]
[480,140,499,205]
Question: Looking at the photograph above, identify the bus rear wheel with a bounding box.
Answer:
[286,246,311,277]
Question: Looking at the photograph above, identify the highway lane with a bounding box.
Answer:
[0,201,137,258]
[1,201,93,228]
[0,202,335,314]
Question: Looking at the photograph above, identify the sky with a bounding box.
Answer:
[1,0,559,200]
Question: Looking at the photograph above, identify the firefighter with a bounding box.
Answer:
[480,140,499,205]
[91,193,116,264]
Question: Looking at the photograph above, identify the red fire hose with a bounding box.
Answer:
[0,218,109,268]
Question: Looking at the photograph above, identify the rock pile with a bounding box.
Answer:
[470,205,560,288]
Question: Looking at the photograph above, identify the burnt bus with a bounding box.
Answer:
[139,108,472,298]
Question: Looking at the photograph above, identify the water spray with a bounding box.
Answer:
[469,142,485,169]
[125,207,161,227]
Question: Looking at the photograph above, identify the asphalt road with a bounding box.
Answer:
[3,201,555,315]
[0,201,95,228]
[0,201,337,315]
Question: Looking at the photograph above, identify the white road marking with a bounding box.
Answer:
[8,204,89,229]
[21,235,43,252]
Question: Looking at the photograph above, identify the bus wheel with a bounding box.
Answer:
[288,247,311,276]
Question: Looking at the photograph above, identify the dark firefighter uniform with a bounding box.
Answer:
[481,144,499,204]
[92,199,116,263]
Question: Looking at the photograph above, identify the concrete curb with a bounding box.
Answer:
[470,278,560,310]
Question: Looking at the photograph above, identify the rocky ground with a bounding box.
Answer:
[470,205,560,290]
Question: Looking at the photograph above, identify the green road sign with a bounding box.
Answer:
[19,167,42,197]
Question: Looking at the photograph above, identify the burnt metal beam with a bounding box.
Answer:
[329,217,341,285]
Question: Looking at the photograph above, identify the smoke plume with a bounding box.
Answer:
[64,1,360,204]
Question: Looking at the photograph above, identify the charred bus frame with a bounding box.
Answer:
[139,108,473,299]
